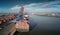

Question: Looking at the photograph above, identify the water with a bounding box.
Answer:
[29,15,60,35]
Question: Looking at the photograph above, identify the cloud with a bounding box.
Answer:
[10,1,60,13]
[10,5,20,13]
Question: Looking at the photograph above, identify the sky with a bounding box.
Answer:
[0,0,60,13]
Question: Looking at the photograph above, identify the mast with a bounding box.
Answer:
[20,5,24,16]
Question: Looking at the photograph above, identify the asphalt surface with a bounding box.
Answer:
[0,22,16,35]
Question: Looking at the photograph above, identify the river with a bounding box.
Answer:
[29,15,60,35]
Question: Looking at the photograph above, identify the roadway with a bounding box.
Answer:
[0,22,16,35]
[0,13,17,35]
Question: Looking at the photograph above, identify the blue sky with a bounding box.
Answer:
[0,0,60,13]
